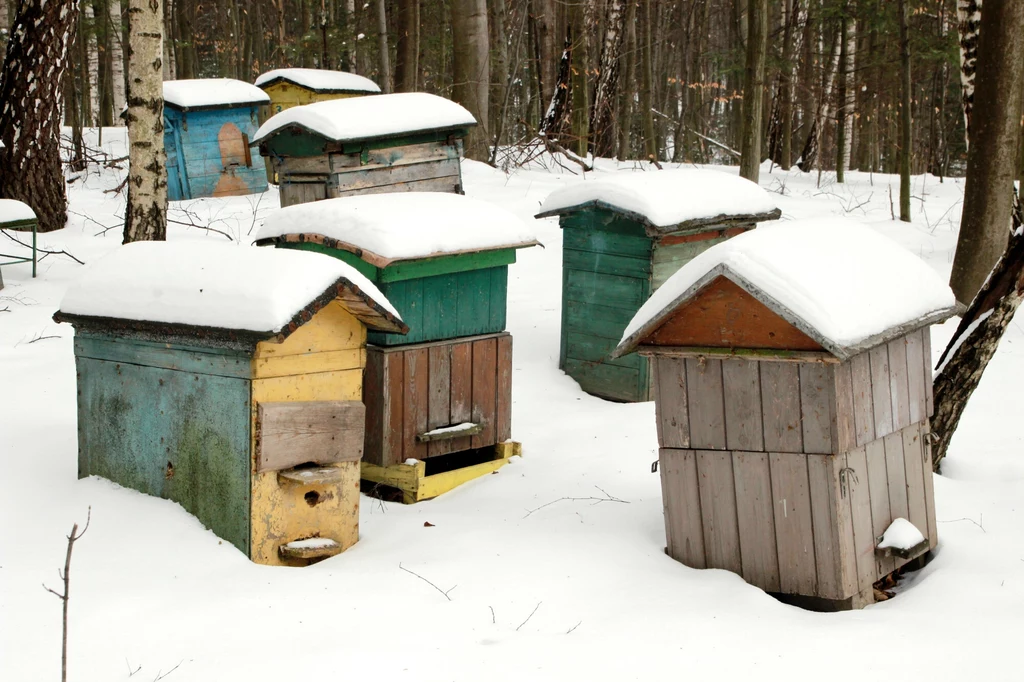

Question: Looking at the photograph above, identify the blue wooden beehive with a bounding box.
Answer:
[163,79,271,201]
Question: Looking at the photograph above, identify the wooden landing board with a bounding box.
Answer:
[257,400,365,472]
[361,441,520,504]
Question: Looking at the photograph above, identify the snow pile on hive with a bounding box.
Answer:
[257,193,538,263]
[58,241,399,332]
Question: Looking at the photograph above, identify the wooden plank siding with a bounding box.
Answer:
[362,333,513,466]
[164,105,267,201]
[559,212,653,402]
[654,331,938,600]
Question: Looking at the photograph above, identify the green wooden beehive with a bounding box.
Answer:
[256,192,539,346]
[251,92,477,208]
[536,169,781,403]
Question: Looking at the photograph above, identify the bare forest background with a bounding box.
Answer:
[0,0,979,176]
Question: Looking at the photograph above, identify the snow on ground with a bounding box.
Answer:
[1,129,1022,681]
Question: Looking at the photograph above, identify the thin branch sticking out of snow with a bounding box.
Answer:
[523,486,628,519]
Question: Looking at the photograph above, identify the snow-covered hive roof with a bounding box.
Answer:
[0,199,37,225]
[252,93,477,145]
[54,242,406,341]
[256,193,539,266]
[614,219,957,360]
[255,68,381,94]
[163,79,271,111]
[536,169,781,234]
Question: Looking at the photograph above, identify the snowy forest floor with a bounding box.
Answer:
[1,130,1021,681]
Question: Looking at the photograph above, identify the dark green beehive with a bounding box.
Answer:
[256,192,539,346]
[536,170,781,403]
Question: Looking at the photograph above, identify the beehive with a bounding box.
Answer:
[536,170,780,402]
[257,192,538,502]
[252,93,476,207]
[162,79,271,201]
[54,242,407,566]
[254,68,381,184]
[614,219,956,609]
[0,198,37,278]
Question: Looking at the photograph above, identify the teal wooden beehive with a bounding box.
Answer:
[536,169,781,403]
[255,192,539,346]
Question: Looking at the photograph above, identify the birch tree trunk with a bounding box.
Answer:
[591,0,626,158]
[86,3,100,123]
[0,0,80,232]
[948,0,1024,304]
[956,0,982,149]
[450,0,490,160]
[345,0,356,72]
[739,0,767,182]
[110,0,125,121]
[123,0,167,243]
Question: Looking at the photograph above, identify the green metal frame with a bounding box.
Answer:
[0,218,38,278]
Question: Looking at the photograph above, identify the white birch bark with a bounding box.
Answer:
[842,18,856,171]
[957,0,982,148]
[86,3,100,125]
[124,0,167,242]
[110,0,125,123]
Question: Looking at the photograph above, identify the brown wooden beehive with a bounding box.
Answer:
[614,219,957,609]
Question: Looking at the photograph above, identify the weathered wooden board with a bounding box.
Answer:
[427,345,452,457]
[833,361,856,454]
[75,334,252,379]
[496,334,513,443]
[257,401,365,471]
[905,329,928,424]
[403,348,430,461]
[865,439,895,576]
[919,422,939,548]
[654,356,690,448]
[696,450,742,573]
[660,448,706,568]
[769,452,817,596]
[471,337,498,449]
[733,451,780,591]
[362,334,512,466]
[807,454,855,599]
[650,236,727,290]
[901,422,931,547]
[722,359,764,451]
[762,362,803,453]
[922,329,935,416]
[844,445,877,592]
[883,432,910,521]
[76,356,252,554]
[869,345,894,439]
[686,358,727,450]
[888,337,912,431]
[850,353,875,447]
[799,363,836,454]
[646,277,826,351]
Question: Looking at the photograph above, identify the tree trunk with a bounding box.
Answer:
[0,0,80,233]
[948,1,1024,304]
[739,0,767,181]
[394,0,419,92]
[539,30,571,137]
[569,0,591,158]
[344,0,356,72]
[532,0,557,107]
[450,0,490,160]
[639,0,656,162]
[898,0,912,222]
[836,9,849,182]
[956,0,982,149]
[778,0,798,170]
[614,0,636,161]
[591,0,626,158]
[933,199,1024,470]
[376,0,391,92]
[123,0,167,243]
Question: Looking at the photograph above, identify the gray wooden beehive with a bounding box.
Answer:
[614,219,957,610]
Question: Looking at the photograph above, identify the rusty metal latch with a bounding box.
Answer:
[651,460,659,473]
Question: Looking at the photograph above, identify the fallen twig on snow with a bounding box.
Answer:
[523,485,629,518]
[399,562,457,601]
[516,602,542,631]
